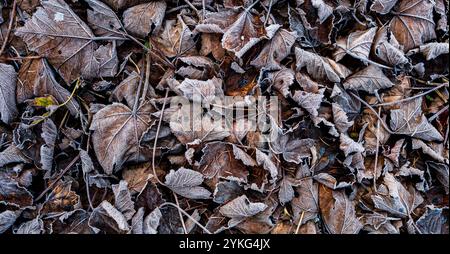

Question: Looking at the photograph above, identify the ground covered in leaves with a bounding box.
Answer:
[0,0,449,234]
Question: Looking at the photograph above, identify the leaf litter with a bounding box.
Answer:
[0,0,448,234]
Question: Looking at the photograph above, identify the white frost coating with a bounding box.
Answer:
[54,12,64,22]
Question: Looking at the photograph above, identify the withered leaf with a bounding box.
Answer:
[426,162,449,194]
[86,0,125,37]
[219,195,267,227]
[15,0,118,82]
[90,102,154,174]
[371,173,424,218]
[370,0,398,14]
[339,133,364,157]
[319,187,363,234]
[40,119,57,176]
[418,42,449,60]
[15,218,44,234]
[42,180,80,214]
[89,200,130,234]
[390,98,443,142]
[199,142,249,187]
[0,63,18,124]
[123,1,167,37]
[332,103,354,133]
[292,178,319,223]
[153,17,196,58]
[178,77,223,104]
[295,47,351,83]
[221,7,265,58]
[164,167,211,199]
[390,0,436,51]
[213,181,244,204]
[272,133,315,164]
[251,25,297,70]
[0,175,33,208]
[373,27,409,67]
[0,144,31,167]
[291,89,324,117]
[416,206,449,234]
[112,180,136,220]
[0,210,18,234]
[334,27,377,62]
[17,59,80,116]
[343,65,394,94]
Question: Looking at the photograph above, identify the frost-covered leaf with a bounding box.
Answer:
[390,98,443,142]
[251,25,297,70]
[165,167,211,199]
[15,0,118,82]
[332,103,354,133]
[339,133,364,157]
[370,0,398,14]
[0,63,18,124]
[40,119,57,177]
[291,89,324,117]
[112,180,136,220]
[89,200,130,233]
[0,175,33,208]
[221,7,265,58]
[15,218,43,234]
[334,27,377,62]
[90,102,154,174]
[17,59,80,116]
[0,211,18,234]
[319,187,363,234]
[343,65,394,94]
[418,42,449,60]
[389,0,436,51]
[123,1,166,37]
[371,173,424,218]
[272,132,315,164]
[85,0,125,37]
[416,206,448,234]
[291,178,319,223]
[219,195,267,226]
[153,17,196,58]
[295,47,351,83]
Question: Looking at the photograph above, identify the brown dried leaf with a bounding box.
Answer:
[123,1,167,37]
[390,0,436,51]
[319,187,363,234]
[90,102,154,174]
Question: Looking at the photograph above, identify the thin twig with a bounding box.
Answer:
[264,0,273,26]
[373,107,381,193]
[0,0,18,56]
[349,92,395,134]
[173,193,188,234]
[374,83,448,107]
[294,211,305,234]
[35,154,81,203]
[152,89,170,186]
[429,105,449,122]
